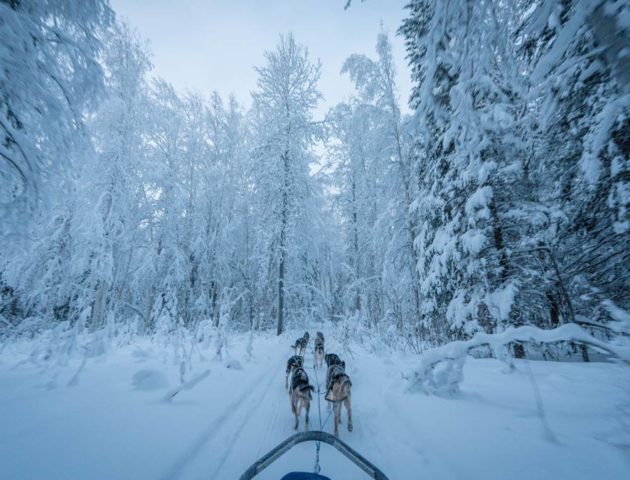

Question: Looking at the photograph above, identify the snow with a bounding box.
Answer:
[1,331,629,480]
[132,369,170,390]
[464,186,493,217]
[2,3,630,478]
[485,282,518,322]
[461,230,487,254]
[581,94,630,186]
[602,300,630,333]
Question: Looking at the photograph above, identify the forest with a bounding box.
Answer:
[1,1,629,479]
[2,0,628,353]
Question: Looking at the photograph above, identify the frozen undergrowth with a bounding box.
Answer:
[407,323,630,396]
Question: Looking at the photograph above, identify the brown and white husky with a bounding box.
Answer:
[289,366,314,430]
[325,363,353,436]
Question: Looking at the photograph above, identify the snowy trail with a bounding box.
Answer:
[1,334,629,479]
[158,358,283,480]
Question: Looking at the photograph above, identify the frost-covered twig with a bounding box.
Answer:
[162,369,211,402]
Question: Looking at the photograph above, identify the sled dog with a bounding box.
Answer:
[325,363,353,436]
[324,353,343,368]
[291,332,310,355]
[285,355,304,390]
[289,366,314,431]
[314,337,325,368]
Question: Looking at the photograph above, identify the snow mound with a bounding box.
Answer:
[131,349,151,361]
[132,369,169,390]
[225,359,243,370]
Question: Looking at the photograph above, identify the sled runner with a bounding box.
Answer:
[238,430,389,480]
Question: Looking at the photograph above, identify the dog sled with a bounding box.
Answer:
[238,430,389,480]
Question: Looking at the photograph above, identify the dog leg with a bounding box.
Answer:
[344,396,353,432]
[333,401,340,437]
[305,399,310,431]
[290,391,297,415]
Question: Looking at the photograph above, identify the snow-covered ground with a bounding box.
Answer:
[1,332,629,480]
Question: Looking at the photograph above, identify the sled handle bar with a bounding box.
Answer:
[238,430,390,480]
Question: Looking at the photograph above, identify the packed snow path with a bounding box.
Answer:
[1,333,629,479]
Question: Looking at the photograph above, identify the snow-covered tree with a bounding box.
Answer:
[250,34,329,334]
[0,0,113,229]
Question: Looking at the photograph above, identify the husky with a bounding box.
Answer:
[314,337,325,368]
[325,359,345,398]
[291,337,306,355]
[289,366,314,431]
[285,355,304,390]
[325,363,353,436]
[325,353,343,368]
[291,331,310,355]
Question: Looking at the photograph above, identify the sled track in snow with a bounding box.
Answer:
[206,359,285,479]
[158,358,284,480]
[159,343,349,479]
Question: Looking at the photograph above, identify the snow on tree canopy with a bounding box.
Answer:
[0,5,629,476]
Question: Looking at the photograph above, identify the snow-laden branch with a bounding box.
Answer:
[407,324,630,396]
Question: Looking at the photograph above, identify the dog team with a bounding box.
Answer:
[285,331,352,436]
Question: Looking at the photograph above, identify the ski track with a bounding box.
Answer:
[200,351,334,479]
[158,357,283,480]
[203,359,285,479]
[379,392,457,479]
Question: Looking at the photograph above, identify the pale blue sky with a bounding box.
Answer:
[110,0,412,116]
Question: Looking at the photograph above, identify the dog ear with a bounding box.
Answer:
[341,361,345,370]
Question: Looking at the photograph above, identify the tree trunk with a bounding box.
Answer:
[351,175,360,312]
[489,198,510,283]
[90,280,108,331]
[144,285,155,333]
[513,342,526,359]
[278,230,286,336]
[277,151,290,336]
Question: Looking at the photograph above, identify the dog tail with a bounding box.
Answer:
[299,384,315,399]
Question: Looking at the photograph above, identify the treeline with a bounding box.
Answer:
[1,0,628,353]
[1,14,336,337]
